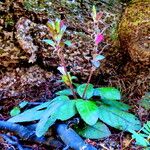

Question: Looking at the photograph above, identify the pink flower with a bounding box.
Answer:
[95,34,104,45]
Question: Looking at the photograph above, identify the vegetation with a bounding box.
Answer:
[129,121,150,147]
[0,0,149,149]
[8,6,145,147]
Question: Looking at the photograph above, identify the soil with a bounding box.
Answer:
[0,0,149,149]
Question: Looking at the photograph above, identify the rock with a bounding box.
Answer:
[119,0,150,64]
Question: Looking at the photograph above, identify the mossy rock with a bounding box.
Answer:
[118,0,150,64]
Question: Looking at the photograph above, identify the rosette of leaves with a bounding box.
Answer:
[8,84,141,139]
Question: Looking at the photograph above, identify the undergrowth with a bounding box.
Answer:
[8,5,149,149]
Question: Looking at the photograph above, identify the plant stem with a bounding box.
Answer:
[82,21,98,99]
[57,47,77,99]
[82,68,94,99]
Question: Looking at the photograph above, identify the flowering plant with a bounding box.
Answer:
[8,6,141,140]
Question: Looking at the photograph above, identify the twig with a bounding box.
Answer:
[98,143,109,150]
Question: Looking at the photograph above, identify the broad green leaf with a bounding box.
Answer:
[8,101,51,122]
[36,116,56,137]
[10,107,21,117]
[56,89,73,96]
[64,40,72,47]
[8,96,69,123]
[79,121,111,139]
[54,100,77,120]
[94,87,121,101]
[19,101,28,108]
[98,105,141,131]
[101,100,130,111]
[76,100,99,125]
[77,84,94,99]
[36,96,69,137]
[43,39,55,47]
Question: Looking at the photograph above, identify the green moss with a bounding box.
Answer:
[119,0,150,63]
[5,17,15,28]
[119,1,149,35]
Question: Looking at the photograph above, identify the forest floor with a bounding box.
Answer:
[0,0,149,149]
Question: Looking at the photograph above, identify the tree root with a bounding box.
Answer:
[0,120,97,150]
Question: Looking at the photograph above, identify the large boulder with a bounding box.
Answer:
[119,0,150,64]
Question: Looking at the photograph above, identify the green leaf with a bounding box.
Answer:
[92,5,96,21]
[73,83,80,87]
[54,100,77,120]
[129,121,150,147]
[60,25,67,36]
[62,73,72,86]
[36,96,69,137]
[55,18,60,33]
[91,60,100,68]
[76,99,99,125]
[94,87,121,101]
[139,92,150,110]
[47,20,55,31]
[77,84,94,99]
[94,55,105,61]
[56,89,73,96]
[98,105,141,131]
[8,101,51,122]
[55,34,62,42]
[36,116,56,138]
[101,100,130,111]
[19,101,28,108]
[8,96,69,123]
[129,130,149,147]
[79,121,111,139]
[43,39,55,47]
[10,107,21,117]
[64,40,72,47]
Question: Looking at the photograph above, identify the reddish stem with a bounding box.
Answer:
[58,49,77,99]
[82,68,94,99]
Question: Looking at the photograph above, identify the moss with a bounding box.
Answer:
[5,18,14,28]
[118,0,150,64]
